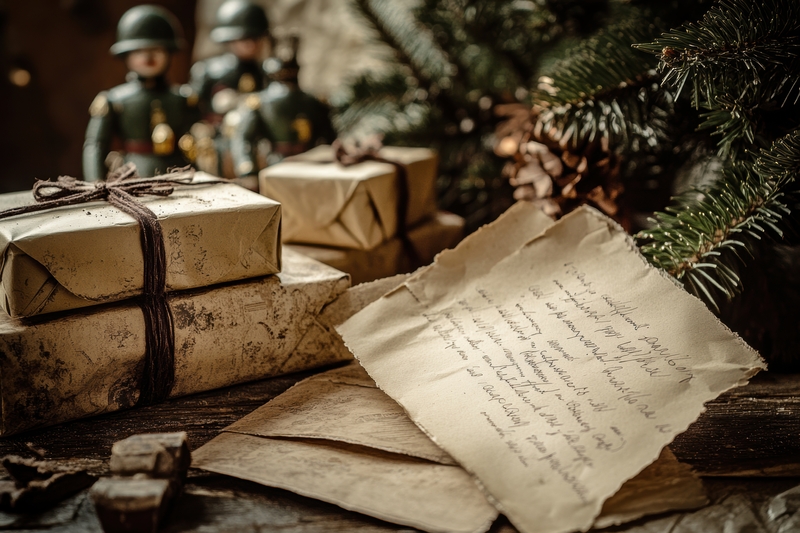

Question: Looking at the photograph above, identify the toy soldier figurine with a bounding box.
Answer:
[83,5,199,181]
[231,37,336,178]
[190,0,271,125]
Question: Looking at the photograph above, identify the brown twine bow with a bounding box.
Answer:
[0,163,219,406]
[332,140,421,266]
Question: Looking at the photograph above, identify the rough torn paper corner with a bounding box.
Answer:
[338,204,765,533]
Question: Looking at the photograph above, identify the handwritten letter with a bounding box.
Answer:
[339,204,765,533]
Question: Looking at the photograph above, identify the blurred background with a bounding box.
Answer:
[4,0,800,370]
[0,0,378,192]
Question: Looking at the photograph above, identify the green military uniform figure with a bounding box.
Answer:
[231,39,335,178]
[190,0,271,125]
[83,5,199,181]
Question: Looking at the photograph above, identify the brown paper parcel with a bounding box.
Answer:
[282,144,439,230]
[259,146,438,249]
[0,249,348,436]
[0,173,281,318]
[338,203,765,533]
[194,363,707,533]
[286,211,465,285]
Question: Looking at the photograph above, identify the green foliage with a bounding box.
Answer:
[629,0,800,314]
[340,0,800,311]
[638,130,800,310]
[534,10,671,153]
[338,0,800,364]
[335,0,612,230]
[636,0,800,158]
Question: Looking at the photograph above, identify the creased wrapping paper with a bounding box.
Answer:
[339,203,765,533]
[0,250,347,436]
[0,173,281,318]
[194,363,707,533]
[287,211,464,285]
[260,146,437,250]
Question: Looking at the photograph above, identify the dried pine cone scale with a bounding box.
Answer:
[494,105,624,221]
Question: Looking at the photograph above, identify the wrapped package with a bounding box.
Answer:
[287,211,465,285]
[0,173,281,318]
[260,146,437,249]
[0,250,348,436]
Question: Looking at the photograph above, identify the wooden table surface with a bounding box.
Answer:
[0,367,798,532]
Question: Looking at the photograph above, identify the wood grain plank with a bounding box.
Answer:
[0,370,796,477]
[0,371,314,473]
[671,372,800,476]
[0,370,797,531]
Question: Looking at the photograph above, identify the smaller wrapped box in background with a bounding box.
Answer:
[287,211,465,285]
[261,146,438,250]
[0,174,282,318]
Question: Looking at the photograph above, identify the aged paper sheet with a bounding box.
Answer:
[195,434,497,533]
[225,365,456,465]
[338,204,765,533]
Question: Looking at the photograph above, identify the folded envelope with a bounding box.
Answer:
[0,250,346,436]
[194,364,707,533]
[260,146,438,250]
[194,364,499,533]
[0,172,281,318]
[287,211,465,285]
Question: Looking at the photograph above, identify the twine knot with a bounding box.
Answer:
[332,139,420,266]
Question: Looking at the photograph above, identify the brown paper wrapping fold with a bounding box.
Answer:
[287,211,464,285]
[0,250,348,436]
[260,146,438,250]
[0,173,281,318]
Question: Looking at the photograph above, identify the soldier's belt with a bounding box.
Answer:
[125,140,156,154]
[274,141,312,157]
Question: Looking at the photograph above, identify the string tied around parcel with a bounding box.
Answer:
[0,164,226,406]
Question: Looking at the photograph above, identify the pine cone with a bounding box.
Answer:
[494,105,624,222]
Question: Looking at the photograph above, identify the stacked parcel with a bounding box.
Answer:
[261,145,464,283]
[0,172,350,435]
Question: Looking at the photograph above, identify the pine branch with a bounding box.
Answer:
[420,0,586,88]
[416,0,525,99]
[333,70,412,136]
[637,129,800,310]
[352,0,453,92]
[533,11,670,153]
[468,1,554,84]
[637,0,800,102]
[342,0,626,232]
[636,0,800,157]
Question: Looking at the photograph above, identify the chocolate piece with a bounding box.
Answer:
[91,432,192,532]
[0,456,96,513]
[110,432,191,480]
[91,478,172,533]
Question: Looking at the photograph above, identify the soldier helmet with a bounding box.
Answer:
[211,0,269,43]
[110,5,185,56]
